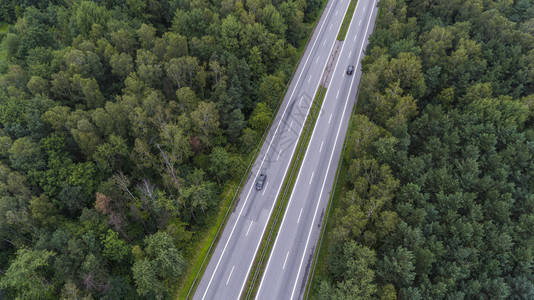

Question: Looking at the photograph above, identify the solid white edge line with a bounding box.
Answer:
[200,0,338,295]
[237,0,346,298]
[283,251,290,270]
[262,182,269,196]
[254,3,352,299]
[297,208,303,224]
[226,266,235,285]
[246,220,253,237]
[289,1,377,299]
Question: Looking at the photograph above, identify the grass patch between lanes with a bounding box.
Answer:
[243,86,327,299]
[337,0,358,41]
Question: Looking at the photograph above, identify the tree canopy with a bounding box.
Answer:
[314,0,534,299]
[0,0,322,298]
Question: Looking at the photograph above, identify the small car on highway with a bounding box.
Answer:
[256,174,267,190]
[347,65,354,75]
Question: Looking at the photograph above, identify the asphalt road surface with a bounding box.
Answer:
[192,0,355,298]
[255,0,380,299]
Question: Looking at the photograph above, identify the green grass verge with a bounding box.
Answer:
[243,86,327,299]
[173,3,328,299]
[337,0,358,41]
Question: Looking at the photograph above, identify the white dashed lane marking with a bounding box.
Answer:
[226,266,235,285]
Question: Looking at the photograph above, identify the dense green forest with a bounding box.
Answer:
[314,0,534,299]
[0,0,322,298]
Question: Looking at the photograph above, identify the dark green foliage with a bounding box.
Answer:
[0,0,313,297]
[132,231,186,298]
[315,0,534,299]
[0,248,56,299]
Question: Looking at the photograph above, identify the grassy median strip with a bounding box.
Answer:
[337,0,358,41]
[242,86,327,299]
[174,3,328,299]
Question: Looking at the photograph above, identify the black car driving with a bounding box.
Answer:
[256,174,267,190]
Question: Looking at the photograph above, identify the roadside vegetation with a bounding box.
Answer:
[181,3,327,296]
[244,86,327,298]
[312,0,534,299]
[0,0,324,298]
[337,0,358,41]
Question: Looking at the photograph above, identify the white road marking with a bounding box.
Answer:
[254,0,350,296]
[262,182,269,196]
[283,252,290,270]
[319,140,324,152]
[349,50,352,57]
[323,39,327,46]
[309,172,314,185]
[297,208,303,223]
[316,56,320,63]
[354,35,357,41]
[363,6,366,12]
[336,90,340,99]
[246,221,253,236]
[289,1,378,299]
[226,266,235,285]
[299,96,304,106]
[336,10,338,16]
[328,113,332,124]
[201,0,333,290]
[276,151,281,161]
[288,121,293,131]
[308,76,312,83]
[330,24,333,30]
[359,20,362,26]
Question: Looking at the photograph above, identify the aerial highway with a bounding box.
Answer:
[192,0,355,298]
[255,0,379,299]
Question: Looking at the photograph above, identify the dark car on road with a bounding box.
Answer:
[256,174,267,190]
[347,65,354,75]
